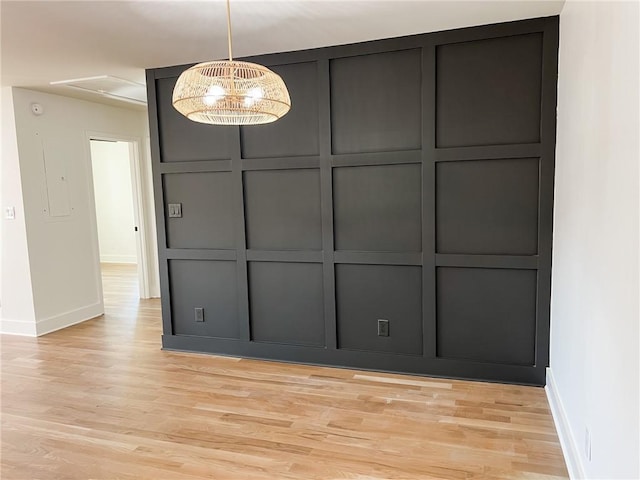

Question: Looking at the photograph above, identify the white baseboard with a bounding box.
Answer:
[100,254,137,264]
[0,318,38,336]
[546,367,586,479]
[35,302,104,336]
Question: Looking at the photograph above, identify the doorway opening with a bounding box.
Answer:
[88,137,150,303]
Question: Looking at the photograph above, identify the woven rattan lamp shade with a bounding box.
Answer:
[172,60,290,125]
[172,0,290,126]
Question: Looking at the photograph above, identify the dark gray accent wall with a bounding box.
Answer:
[244,169,322,250]
[146,16,559,385]
[336,264,423,355]
[330,49,423,154]
[333,164,423,252]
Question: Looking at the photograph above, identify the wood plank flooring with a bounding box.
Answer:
[1,263,568,479]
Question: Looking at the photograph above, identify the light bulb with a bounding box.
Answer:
[203,85,226,106]
[244,87,263,107]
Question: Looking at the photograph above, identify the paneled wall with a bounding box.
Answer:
[146,16,558,385]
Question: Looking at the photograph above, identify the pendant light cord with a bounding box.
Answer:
[226,0,233,61]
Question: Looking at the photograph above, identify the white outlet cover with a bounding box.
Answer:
[5,206,16,220]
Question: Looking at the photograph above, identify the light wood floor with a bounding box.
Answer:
[1,263,568,479]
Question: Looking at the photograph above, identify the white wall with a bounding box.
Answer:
[549,1,639,479]
[2,88,159,336]
[0,87,37,335]
[90,140,137,264]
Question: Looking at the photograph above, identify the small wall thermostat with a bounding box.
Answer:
[31,103,44,116]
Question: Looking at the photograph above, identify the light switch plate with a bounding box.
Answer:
[168,203,182,218]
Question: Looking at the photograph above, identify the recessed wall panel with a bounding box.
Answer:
[241,62,319,158]
[249,262,325,346]
[169,260,239,338]
[437,267,537,365]
[436,33,543,148]
[164,172,235,249]
[330,49,422,154]
[156,77,233,162]
[436,158,539,255]
[333,164,422,252]
[244,169,322,250]
[336,264,422,355]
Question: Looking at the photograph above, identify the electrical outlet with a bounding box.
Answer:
[194,307,204,322]
[168,203,182,218]
[585,427,592,461]
[377,319,389,337]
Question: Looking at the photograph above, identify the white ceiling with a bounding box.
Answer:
[0,0,564,108]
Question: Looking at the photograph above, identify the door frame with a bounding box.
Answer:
[86,131,151,299]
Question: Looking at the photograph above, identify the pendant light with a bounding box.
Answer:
[172,0,291,125]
